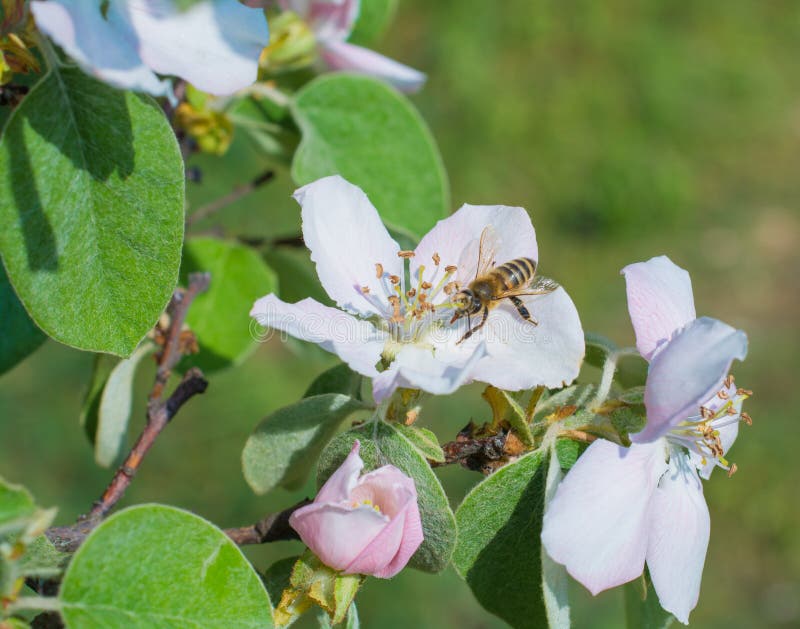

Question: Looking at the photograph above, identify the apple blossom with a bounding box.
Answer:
[289,440,423,578]
[542,255,750,624]
[250,175,584,403]
[31,0,269,98]
[276,0,426,92]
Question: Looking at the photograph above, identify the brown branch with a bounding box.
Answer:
[224,499,311,545]
[187,170,275,227]
[85,273,210,522]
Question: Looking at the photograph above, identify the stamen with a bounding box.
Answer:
[718,388,729,400]
[444,281,459,295]
[727,463,738,478]
[737,388,753,397]
[407,288,417,298]
[388,295,403,323]
[389,275,401,285]
[700,406,714,420]
[432,252,441,265]
[445,265,458,274]
[375,263,384,278]
[741,412,753,426]
[360,286,370,294]
[421,281,432,290]
[398,250,415,258]
[724,374,735,388]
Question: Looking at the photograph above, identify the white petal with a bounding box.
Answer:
[250,295,387,377]
[316,440,363,503]
[621,256,697,361]
[370,342,486,402]
[542,440,668,596]
[129,0,269,96]
[636,317,748,443]
[295,176,403,317]
[412,204,538,295]
[646,452,710,625]
[31,0,172,97]
[320,41,427,93]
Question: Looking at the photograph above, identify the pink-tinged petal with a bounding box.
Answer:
[31,0,172,97]
[353,464,416,517]
[646,451,710,625]
[542,440,668,595]
[412,204,538,294]
[289,501,388,571]
[460,288,584,390]
[316,440,363,503]
[250,295,387,377]
[636,317,748,443]
[377,495,423,578]
[319,42,427,93]
[370,342,487,402]
[130,0,269,96]
[295,176,402,317]
[621,256,697,361]
[279,0,357,41]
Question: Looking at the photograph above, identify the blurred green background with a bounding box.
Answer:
[2,0,799,627]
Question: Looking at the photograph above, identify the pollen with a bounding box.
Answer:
[397,250,415,258]
[432,252,441,265]
[389,274,401,285]
[445,265,458,274]
[444,281,459,295]
[421,281,432,290]
[375,263,384,278]
[407,288,417,298]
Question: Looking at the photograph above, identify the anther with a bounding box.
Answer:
[444,281,459,295]
[387,295,403,322]
[432,252,441,265]
[398,250,415,258]
[727,463,738,478]
[421,281,432,290]
[724,374,735,388]
[727,406,738,416]
[737,388,753,397]
[445,265,458,274]
[389,275,401,285]
[741,412,753,426]
[718,388,729,400]
[407,288,417,298]
[361,286,370,294]
[700,406,714,420]
[375,263,384,278]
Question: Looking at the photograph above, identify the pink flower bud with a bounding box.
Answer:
[289,440,423,578]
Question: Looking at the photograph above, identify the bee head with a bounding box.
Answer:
[450,289,481,323]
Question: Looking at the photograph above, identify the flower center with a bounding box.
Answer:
[352,498,382,514]
[667,374,752,477]
[360,250,462,352]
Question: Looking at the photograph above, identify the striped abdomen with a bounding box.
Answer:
[488,257,537,291]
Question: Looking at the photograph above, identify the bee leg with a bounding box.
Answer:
[509,296,538,326]
[457,307,489,344]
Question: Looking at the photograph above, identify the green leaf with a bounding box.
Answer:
[392,424,444,462]
[181,237,278,372]
[610,405,647,443]
[94,342,154,468]
[317,421,456,573]
[349,0,398,45]
[585,332,618,368]
[0,67,184,356]
[453,450,552,629]
[79,355,114,447]
[315,602,359,629]
[243,394,367,494]
[303,364,362,400]
[0,478,36,531]
[262,556,297,613]
[263,248,330,307]
[616,354,649,388]
[291,74,449,238]
[18,535,70,578]
[59,504,273,629]
[618,385,645,405]
[554,437,586,471]
[625,572,674,629]
[0,263,45,376]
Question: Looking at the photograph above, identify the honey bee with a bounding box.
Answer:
[450,226,559,343]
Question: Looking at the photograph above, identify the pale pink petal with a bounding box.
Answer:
[451,288,584,390]
[370,342,487,403]
[353,465,416,517]
[279,0,356,41]
[636,317,748,443]
[289,501,388,571]
[412,204,538,296]
[295,176,403,317]
[377,496,423,578]
[621,256,697,361]
[646,451,710,625]
[542,440,668,595]
[250,295,387,377]
[319,41,427,93]
[316,440,363,503]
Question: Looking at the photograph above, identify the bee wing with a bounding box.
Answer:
[475,226,500,278]
[496,276,560,299]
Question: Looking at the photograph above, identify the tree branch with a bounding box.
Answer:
[223,499,310,545]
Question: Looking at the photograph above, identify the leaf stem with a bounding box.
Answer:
[6,595,62,613]
[589,350,620,411]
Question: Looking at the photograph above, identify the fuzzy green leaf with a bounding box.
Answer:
[303,364,362,400]
[0,67,184,356]
[349,0,398,45]
[181,237,278,372]
[584,332,618,368]
[0,264,45,376]
[453,450,551,628]
[291,74,448,238]
[243,394,367,495]
[317,420,456,573]
[0,477,36,531]
[59,504,273,629]
[392,424,444,462]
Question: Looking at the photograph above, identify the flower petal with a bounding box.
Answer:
[316,440,363,503]
[279,0,357,42]
[636,317,748,443]
[31,0,172,97]
[412,204,538,295]
[371,342,487,403]
[646,451,710,625]
[542,439,668,595]
[130,0,269,96]
[449,287,584,390]
[621,256,697,361]
[289,501,388,571]
[295,176,403,317]
[319,41,427,93]
[250,295,387,377]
